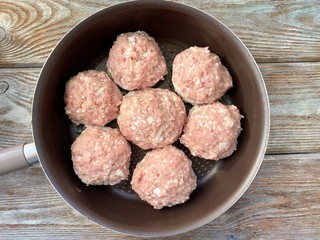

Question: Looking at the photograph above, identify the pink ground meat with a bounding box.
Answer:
[172,46,232,105]
[117,88,186,150]
[64,70,122,126]
[107,31,167,90]
[71,126,131,185]
[180,102,242,160]
[131,145,197,209]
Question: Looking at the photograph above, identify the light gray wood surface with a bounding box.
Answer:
[0,0,319,239]
[0,154,319,239]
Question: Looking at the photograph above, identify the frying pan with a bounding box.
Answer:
[0,0,270,237]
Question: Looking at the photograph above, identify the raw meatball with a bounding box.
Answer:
[107,31,167,90]
[131,145,197,209]
[180,102,242,160]
[71,126,131,185]
[117,88,186,150]
[64,70,122,126]
[172,46,232,105]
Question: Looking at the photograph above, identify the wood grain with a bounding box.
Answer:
[1,62,319,154]
[0,68,35,146]
[0,0,320,66]
[261,62,320,154]
[0,153,319,239]
[0,0,319,239]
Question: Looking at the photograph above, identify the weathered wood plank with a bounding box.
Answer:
[1,62,319,154]
[0,0,319,66]
[0,153,319,239]
[261,62,320,154]
[0,68,35,146]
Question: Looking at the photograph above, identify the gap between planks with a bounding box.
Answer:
[2,60,320,69]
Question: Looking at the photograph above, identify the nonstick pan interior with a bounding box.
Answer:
[32,1,269,237]
[84,39,225,195]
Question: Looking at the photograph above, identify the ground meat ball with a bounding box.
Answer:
[117,88,186,150]
[107,31,167,90]
[71,126,131,185]
[172,46,232,105]
[131,145,197,209]
[180,102,242,160]
[64,70,122,126]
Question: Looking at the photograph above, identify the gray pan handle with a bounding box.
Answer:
[0,143,39,175]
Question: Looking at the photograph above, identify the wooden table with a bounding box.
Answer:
[0,0,319,239]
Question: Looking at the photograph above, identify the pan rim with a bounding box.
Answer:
[32,0,270,237]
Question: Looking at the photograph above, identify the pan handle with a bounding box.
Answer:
[0,143,39,175]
